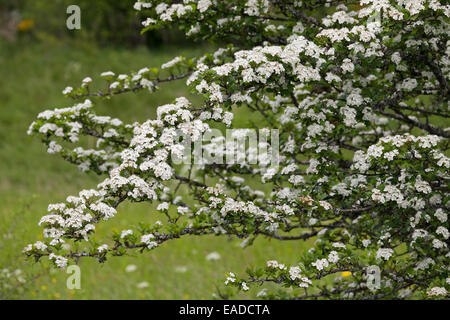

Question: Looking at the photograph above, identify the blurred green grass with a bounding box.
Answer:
[0,40,309,299]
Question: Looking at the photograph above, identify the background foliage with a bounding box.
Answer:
[0,0,189,46]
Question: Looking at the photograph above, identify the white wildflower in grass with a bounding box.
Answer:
[256,288,267,297]
[174,266,188,273]
[206,252,221,261]
[125,264,137,273]
[136,281,149,288]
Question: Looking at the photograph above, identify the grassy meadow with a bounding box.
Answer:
[0,40,309,299]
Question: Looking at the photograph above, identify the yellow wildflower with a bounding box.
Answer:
[17,20,35,32]
[341,271,352,277]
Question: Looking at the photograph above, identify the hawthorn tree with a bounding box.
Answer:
[25,0,449,299]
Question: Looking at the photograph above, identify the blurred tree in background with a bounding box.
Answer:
[0,0,24,41]
[0,0,190,47]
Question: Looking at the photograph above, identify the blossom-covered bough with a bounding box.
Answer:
[25,0,449,299]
